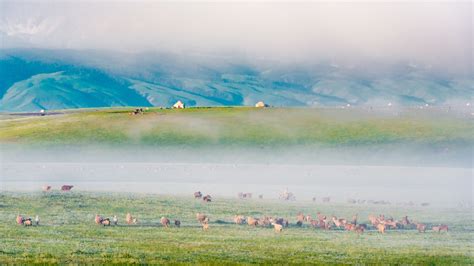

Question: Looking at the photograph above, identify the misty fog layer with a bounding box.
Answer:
[1,146,472,206]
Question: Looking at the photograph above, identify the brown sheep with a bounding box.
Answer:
[196,213,207,224]
[260,216,272,227]
[161,217,170,228]
[101,218,111,226]
[344,223,355,231]
[305,215,312,222]
[194,191,202,199]
[377,223,386,234]
[202,217,210,231]
[368,215,380,226]
[351,214,358,225]
[332,216,346,228]
[126,213,135,225]
[401,216,410,226]
[174,220,181,227]
[247,217,259,226]
[16,215,24,225]
[354,224,365,234]
[383,220,399,229]
[416,223,426,233]
[61,185,74,191]
[95,214,104,225]
[432,225,448,233]
[24,218,33,226]
[234,215,245,225]
[296,213,305,223]
[273,223,283,233]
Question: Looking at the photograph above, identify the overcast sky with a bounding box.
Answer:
[0,1,472,72]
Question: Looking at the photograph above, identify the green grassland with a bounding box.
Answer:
[0,107,472,147]
[0,192,472,264]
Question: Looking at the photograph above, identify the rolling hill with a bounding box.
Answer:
[0,49,472,111]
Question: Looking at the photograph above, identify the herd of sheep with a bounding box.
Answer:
[16,190,449,234]
[16,212,448,234]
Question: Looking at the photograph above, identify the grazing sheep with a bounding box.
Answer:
[351,214,358,225]
[401,216,411,226]
[161,217,170,228]
[35,215,40,225]
[247,217,259,227]
[194,191,203,199]
[61,185,74,192]
[355,224,365,234]
[368,215,379,226]
[196,213,207,224]
[202,195,212,202]
[273,223,283,233]
[42,185,52,192]
[332,216,346,228]
[383,220,399,229]
[113,215,118,225]
[201,217,210,231]
[432,225,449,233]
[344,223,355,231]
[24,218,33,226]
[16,215,24,225]
[377,224,386,234]
[416,223,427,233]
[234,215,245,225]
[305,215,312,222]
[296,213,305,223]
[95,214,104,225]
[126,213,135,225]
[174,220,181,227]
[101,218,111,226]
[260,216,272,227]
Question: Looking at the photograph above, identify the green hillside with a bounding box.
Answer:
[1,107,472,147]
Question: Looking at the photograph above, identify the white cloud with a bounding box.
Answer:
[0,1,471,73]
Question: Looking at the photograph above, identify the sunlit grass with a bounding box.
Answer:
[0,107,472,147]
[0,192,472,264]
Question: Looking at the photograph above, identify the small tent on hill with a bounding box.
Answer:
[173,100,185,109]
[255,101,268,108]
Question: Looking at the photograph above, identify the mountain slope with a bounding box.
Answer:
[0,49,472,111]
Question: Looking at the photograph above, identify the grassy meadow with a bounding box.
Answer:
[0,192,472,264]
[0,107,472,147]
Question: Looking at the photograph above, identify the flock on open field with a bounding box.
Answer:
[14,188,450,235]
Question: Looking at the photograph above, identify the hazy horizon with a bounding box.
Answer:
[1,1,472,74]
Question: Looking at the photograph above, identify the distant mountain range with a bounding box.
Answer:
[0,49,472,111]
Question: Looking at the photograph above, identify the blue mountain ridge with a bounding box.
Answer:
[0,49,472,111]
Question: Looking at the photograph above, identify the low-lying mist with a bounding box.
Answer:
[1,144,471,207]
